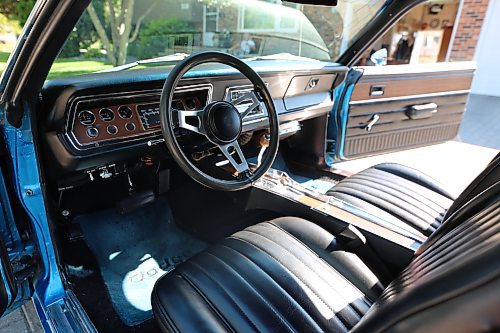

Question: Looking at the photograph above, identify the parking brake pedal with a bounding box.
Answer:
[116,190,156,214]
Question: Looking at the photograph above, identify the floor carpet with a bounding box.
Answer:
[75,197,207,326]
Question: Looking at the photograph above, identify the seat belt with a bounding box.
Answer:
[338,224,393,285]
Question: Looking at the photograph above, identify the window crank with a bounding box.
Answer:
[365,114,380,132]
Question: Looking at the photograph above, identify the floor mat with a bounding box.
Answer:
[75,197,207,326]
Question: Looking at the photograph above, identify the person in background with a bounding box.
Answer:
[229,33,256,57]
[395,32,414,64]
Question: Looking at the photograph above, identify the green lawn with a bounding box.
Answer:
[0,49,112,80]
[47,58,112,80]
[0,51,10,73]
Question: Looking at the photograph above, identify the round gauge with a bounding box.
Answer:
[86,127,99,138]
[125,122,136,131]
[78,110,95,126]
[107,125,118,135]
[118,105,133,119]
[99,108,115,122]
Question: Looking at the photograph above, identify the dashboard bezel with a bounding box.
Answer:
[64,83,213,151]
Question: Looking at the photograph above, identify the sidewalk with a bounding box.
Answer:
[0,301,42,333]
[457,93,500,150]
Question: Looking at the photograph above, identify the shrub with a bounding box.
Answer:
[83,47,103,59]
[132,18,192,59]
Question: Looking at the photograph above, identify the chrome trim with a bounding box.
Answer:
[224,84,267,120]
[136,84,212,131]
[349,90,470,105]
[64,83,213,151]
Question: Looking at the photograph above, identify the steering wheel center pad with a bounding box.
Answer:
[204,101,242,144]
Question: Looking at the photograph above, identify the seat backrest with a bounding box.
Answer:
[352,162,500,333]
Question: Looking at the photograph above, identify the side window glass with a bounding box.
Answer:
[359,0,459,66]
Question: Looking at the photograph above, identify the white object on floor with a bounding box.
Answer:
[122,256,167,312]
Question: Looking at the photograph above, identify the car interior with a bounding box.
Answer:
[4,0,497,332]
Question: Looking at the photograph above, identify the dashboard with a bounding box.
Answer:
[41,60,347,177]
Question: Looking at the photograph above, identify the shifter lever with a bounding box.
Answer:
[257,132,270,167]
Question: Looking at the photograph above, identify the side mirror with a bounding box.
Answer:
[370,48,387,66]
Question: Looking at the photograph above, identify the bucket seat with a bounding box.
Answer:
[326,163,455,238]
[151,155,499,332]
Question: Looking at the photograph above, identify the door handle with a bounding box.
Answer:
[370,85,385,96]
[406,103,438,119]
[364,114,380,132]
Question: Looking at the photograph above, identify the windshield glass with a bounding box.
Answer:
[48,0,386,79]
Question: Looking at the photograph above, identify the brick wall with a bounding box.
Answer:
[449,0,489,61]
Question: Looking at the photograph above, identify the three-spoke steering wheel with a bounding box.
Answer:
[160,52,279,191]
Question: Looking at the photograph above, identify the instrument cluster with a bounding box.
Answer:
[67,84,212,150]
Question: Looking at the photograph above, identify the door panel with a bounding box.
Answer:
[340,62,475,159]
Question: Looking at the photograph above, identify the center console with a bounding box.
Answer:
[247,169,424,269]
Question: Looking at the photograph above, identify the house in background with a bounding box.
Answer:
[132,0,330,60]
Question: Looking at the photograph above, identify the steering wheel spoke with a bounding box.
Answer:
[173,108,205,134]
[232,90,262,119]
[218,141,249,174]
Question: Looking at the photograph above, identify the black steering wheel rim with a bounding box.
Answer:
[160,51,279,191]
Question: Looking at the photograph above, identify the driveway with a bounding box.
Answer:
[458,93,500,150]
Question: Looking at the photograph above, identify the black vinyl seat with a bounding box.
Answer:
[152,155,500,333]
[152,217,384,332]
[326,163,455,238]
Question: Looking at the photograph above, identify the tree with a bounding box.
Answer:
[59,11,98,58]
[87,0,158,66]
[0,0,36,25]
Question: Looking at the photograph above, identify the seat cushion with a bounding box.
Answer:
[152,217,384,333]
[326,163,455,237]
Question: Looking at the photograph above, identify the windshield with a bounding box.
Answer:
[48,0,386,79]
